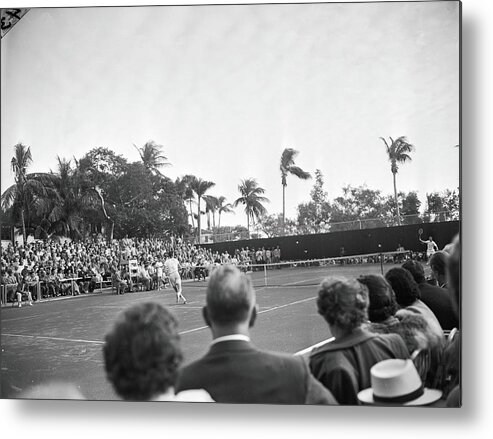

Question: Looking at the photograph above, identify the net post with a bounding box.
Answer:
[264,263,267,287]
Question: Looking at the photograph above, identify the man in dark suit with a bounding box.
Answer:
[402,260,458,330]
[176,265,337,405]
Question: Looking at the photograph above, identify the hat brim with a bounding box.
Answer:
[357,388,443,406]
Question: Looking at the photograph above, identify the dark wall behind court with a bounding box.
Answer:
[201,221,460,261]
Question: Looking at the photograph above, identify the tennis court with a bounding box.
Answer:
[1,261,403,400]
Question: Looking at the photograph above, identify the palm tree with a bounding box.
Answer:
[176,175,197,228]
[37,157,105,240]
[280,148,311,232]
[203,194,219,230]
[190,177,215,243]
[380,136,415,226]
[233,178,269,235]
[217,196,234,228]
[133,140,170,176]
[1,144,55,244]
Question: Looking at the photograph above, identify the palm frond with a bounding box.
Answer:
[280,148,297,169]
[288,166,311,180]
[1,185,18,209]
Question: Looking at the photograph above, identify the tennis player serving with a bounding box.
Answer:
[418,229,438,260]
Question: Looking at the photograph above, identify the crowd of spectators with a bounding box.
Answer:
[16,233,460,406]
[0,235,285,303]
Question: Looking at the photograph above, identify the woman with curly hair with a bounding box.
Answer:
[309,277,409,405]
[103,302,213,402]
[358,274,443,387]
[384,267,443,340]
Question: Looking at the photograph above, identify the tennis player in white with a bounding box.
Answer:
[419,235,439,259]
[164,252,187,304]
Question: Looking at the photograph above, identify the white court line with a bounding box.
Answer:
[2,333,105,344]
[2,322,210,343]
[294,337,335,356]
[179,325,209,335]
[2,281,320,343]
[180,296,318,334]
[257,296,316,315]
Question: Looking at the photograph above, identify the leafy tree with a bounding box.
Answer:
[1,143,55,244]
[256,213,297,237]
[297,169,331,233]
[113,162,188,238]
[78,147,127,178]
[443,189,460,220]
[328,185,388,231]
[400,191,422,225]
[190,177,215,243]
[133,140,170,177]
[233,178,269,235]
[280,148,311,231]
[423,189,459,222]
[380,136,414,226]
[77,148,129,241]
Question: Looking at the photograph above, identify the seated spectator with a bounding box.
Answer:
[25,269,39,300]
[429,251,450,288]
[137,262,151,291]
[46,268,60,297]
[112,267,128,295]
[147,262,156,289]
[309,277,409,405]
[385,267,444,339]
[441,235,461,407]
[103,302,213,402]
[176,265,337,405]
[357,274,443,387]
[357,358,442,406]
[402,259,457,331]
[2,269,18,302]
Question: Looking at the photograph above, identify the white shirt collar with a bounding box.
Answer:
[210,334,251,346]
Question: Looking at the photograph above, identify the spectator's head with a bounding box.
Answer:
[385,268,421,308]
[203,265,257,332]
[447,235,460,321]
[429,251,449,282]
[357,274,398,323]
[316,277,369,336]
[103,302,182,401]
[401,260,426,284]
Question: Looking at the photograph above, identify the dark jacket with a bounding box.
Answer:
[418,283,458,330]
[309,328,409,405]
[176,339,337,405]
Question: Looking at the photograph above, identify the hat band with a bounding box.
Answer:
[373,384,424,404]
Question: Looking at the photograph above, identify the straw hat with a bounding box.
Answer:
[357,359,442,406]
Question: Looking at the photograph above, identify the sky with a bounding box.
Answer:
[1,1,460,229]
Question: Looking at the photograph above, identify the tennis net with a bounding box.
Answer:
[182,250,411,289]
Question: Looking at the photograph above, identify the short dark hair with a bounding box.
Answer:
[317,277,369,333]
[357,274,398,323]
[402,260,426,284]
[429,251,449,277]
[206,265,254,325]
[385,267,421,308]
[103,302,182,401]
